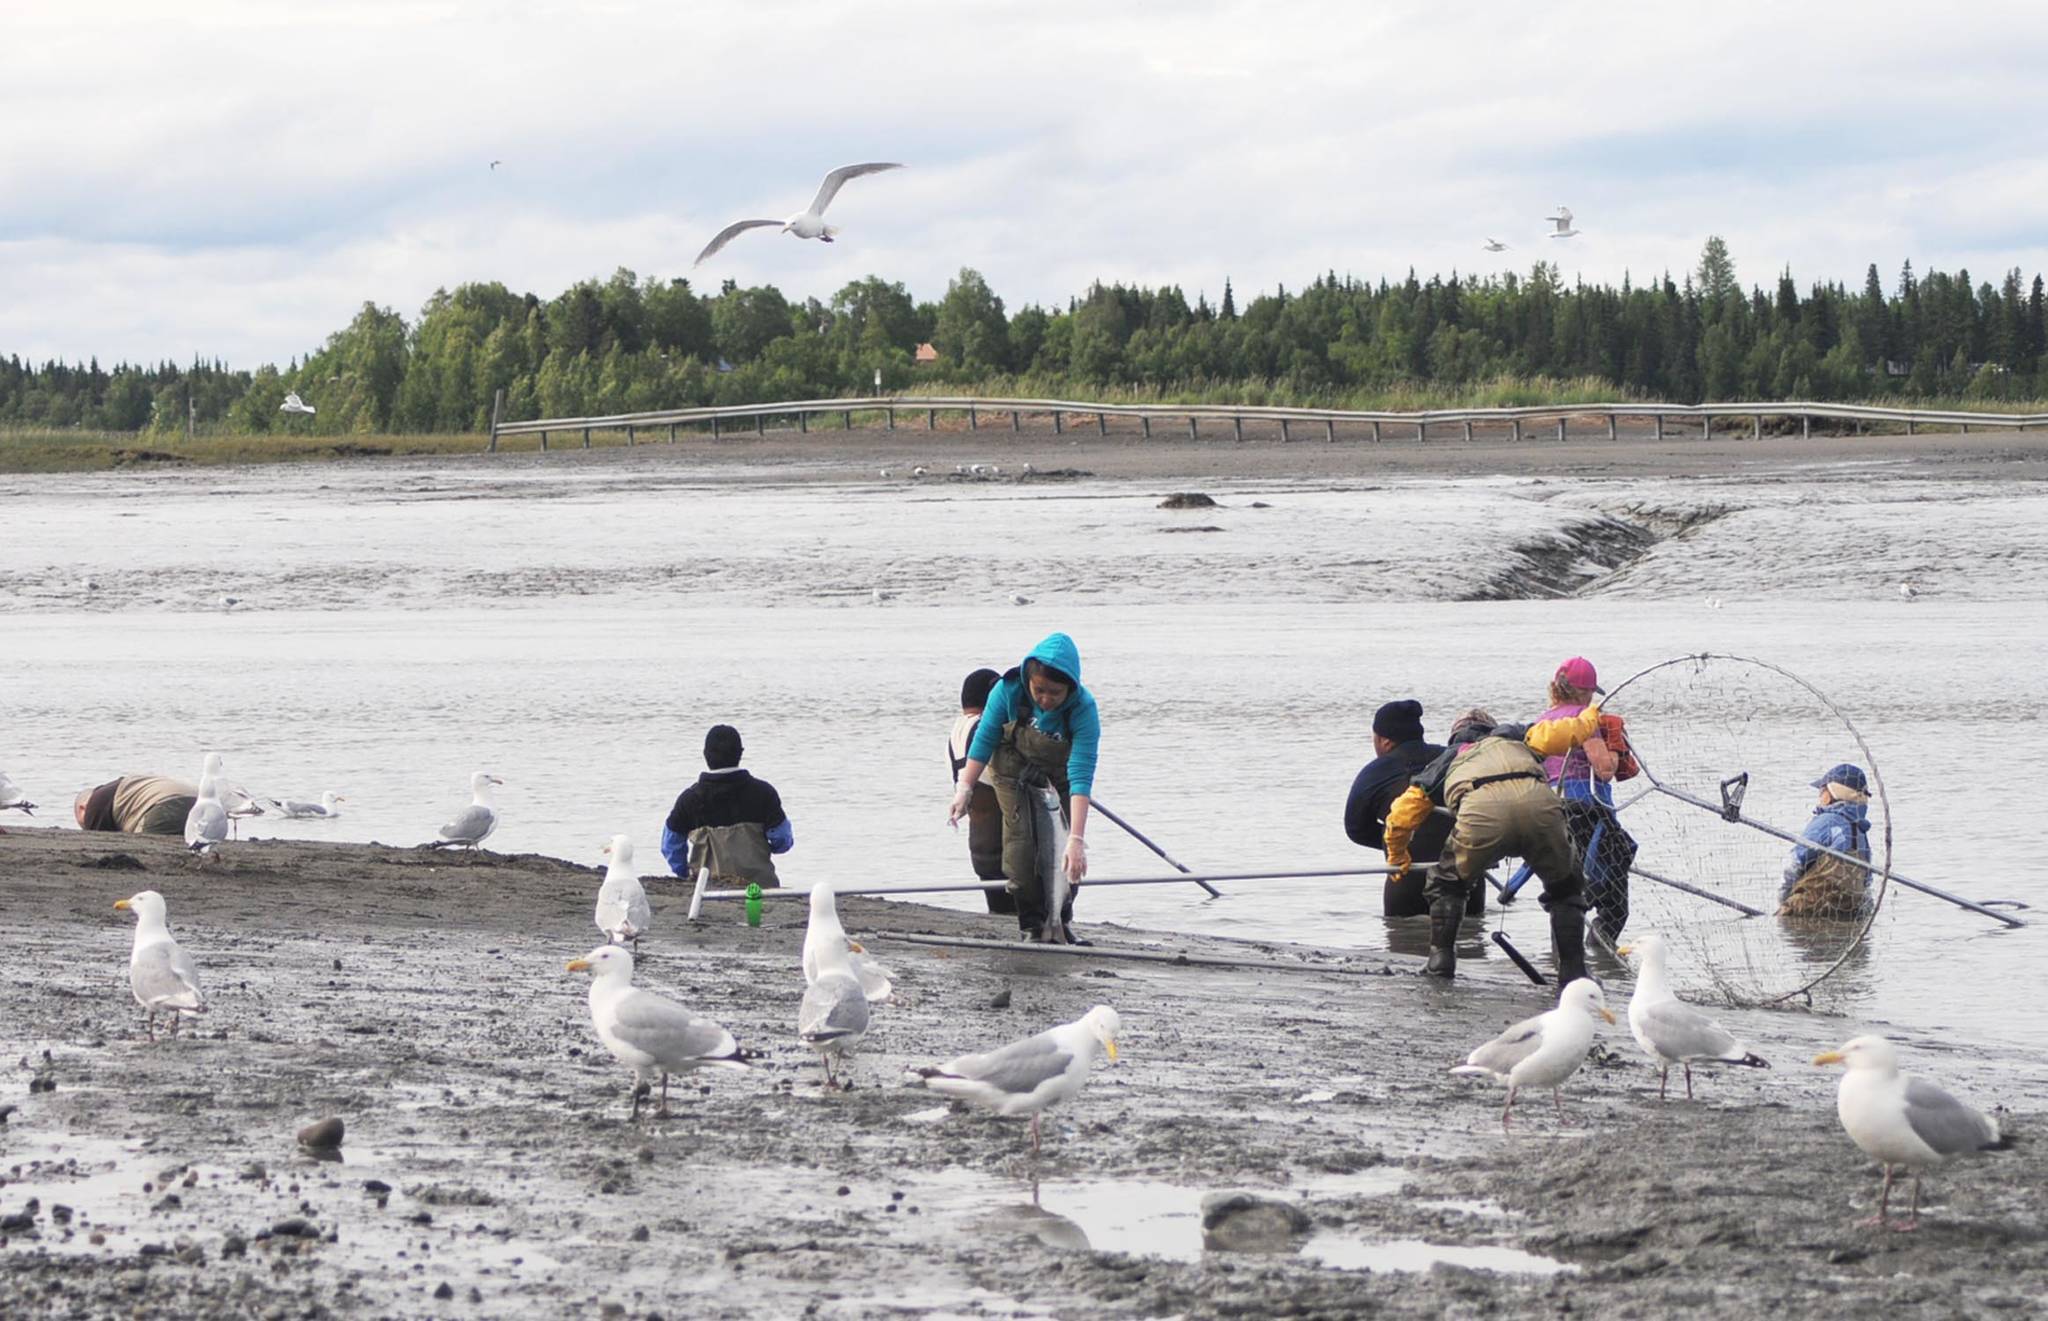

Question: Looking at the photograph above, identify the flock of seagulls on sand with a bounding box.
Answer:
[1446,934,2009,1229]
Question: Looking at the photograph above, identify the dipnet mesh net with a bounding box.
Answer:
[1582,654,1891,1008]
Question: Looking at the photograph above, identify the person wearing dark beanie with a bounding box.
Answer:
[949,667,1014,914]
[1345,698,1478,918]
[660,724,793,885]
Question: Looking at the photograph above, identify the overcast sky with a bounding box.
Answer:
[5,0,2045,366]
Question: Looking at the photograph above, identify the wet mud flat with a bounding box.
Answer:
[2,829,2042,1318]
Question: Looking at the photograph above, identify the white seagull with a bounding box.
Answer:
[568,945,745,1118]
[0,770,37,816]
[1451,979,1614,1129]
[595,834,653,946]
[272,791,345,820]
[1814,1035,2010,1229]
[693,162,904,267]
[1483,237,1509,252]
[199,752,266,837]
[184,774,231,857]
[1546,206,1581,238]
[1617,935,1769,1099]
[801,884,893,1003]
[115,890,208,1039]
[798,932,870,1090]
[428,771,502,851]
[918,1005,1122,1155]
[1898,580,1920,600]
[280,392,316,416]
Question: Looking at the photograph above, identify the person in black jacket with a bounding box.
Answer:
[660,725,793,885]
[1343,699,1480,919]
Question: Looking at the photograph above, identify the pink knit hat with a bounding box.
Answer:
[1555,657,1599,691]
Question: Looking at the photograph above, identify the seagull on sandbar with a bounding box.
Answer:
[1452,979,1614,1128]
[693,162,904,266]
[1546,206,1580,238]
[1898,580,1920,600]
[917,1006,1121,1155]
[1814,1035,2010,1229]
[1617,935,1769,1099]
[427,771,502,852]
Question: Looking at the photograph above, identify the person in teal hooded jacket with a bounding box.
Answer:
[948,632,1099,939]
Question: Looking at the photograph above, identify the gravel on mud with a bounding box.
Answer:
[2,827,2041,1317]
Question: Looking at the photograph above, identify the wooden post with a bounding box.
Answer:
[1510,419,1521,442]
[798,412,808,434]
[926,408,935,430]
[1416,421,1425,443]
[1188,416,1198,439]
[843,410,852,430]
[540,430,549,451]
[1961,422,1970,434]
[1053,411,1064,435]
[1701,417,1709,439]
[1907,419,1916,435]
[668,423,677,443]
[1606,414,1616,441]
[1325,419,1336,443]
[1096,412,1106,436]
[1801,415,1810,439]
[1141,416,1152,438]
[886,408,895,431]
[1653,415,1663,440]
[1751,415,1761,440]
[582,428,591,448]
[1232,416,1242,442]
[1280,418,1291,442]
[1010,410,1019,431]
[488,388,503,452]
[1371,420,1381,443]
[1462,420,1473,442]
[712,416,721,439]
[1556,418,1566,442]
[755,414,764,437]
[969,407,978,431]
[626,425,636,446]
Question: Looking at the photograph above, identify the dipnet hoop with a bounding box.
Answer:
[1594,652,1891,1008]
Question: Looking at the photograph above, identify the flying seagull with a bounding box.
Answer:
[1547,206,1580,238]
[1483,238,1509,252]
[693,162,904,267]
[280,392,316,416]
[490,159,503,170]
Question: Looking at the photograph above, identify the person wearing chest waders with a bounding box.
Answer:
[661,725,793,887]
[948,634,1098,943]
[1382,703,1605,988]
[948,667,1016,915]
[1778,763,1873,919]
[1344,698,1479,919]
[1537,657,1641,944]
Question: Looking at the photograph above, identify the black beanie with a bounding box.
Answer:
[961,667,1001,710]
[704,724,744,769]
[1372,699,1425,743]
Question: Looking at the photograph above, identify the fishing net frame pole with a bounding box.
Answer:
[1604,652,1894,1006]
[686,865,1400,916]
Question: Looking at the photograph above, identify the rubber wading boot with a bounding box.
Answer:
[1550,902,1591,990]
[1424,900,1464,978]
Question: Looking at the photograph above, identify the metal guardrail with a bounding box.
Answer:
[486,392,2048,451]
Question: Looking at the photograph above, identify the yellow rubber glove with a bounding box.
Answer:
[1383,785,1434,879]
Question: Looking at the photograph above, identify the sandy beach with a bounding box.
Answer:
[2,827,2040,1318]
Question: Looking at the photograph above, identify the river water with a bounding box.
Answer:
[3,451,2042,1055]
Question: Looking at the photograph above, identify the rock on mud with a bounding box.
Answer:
[296,1117,345,1150]
[1158,492,1218,509]
[1200,1191,1312,1251]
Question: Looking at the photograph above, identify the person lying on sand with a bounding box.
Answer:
[74,775,199,836]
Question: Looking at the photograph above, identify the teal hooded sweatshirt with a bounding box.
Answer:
[965,632,1101,797]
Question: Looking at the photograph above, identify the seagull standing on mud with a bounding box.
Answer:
[427,771,502,852]
[693,162,904,266]
[567,945,745,1118]
[1617,935,1769,1099]
[595,834,653,945]
[917,1005,1121,1155]
[1452,979,1614,1129]
[1813,1035,2010,1229]
[798,932,870,1090]
[115,890,208,1039]
[1547,206,1580,238]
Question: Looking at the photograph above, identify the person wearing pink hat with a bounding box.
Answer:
[1538,657,1639,944]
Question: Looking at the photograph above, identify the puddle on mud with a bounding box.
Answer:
[1303,1234,1574,1275]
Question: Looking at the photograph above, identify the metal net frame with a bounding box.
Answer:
[1588,653,1893,1008]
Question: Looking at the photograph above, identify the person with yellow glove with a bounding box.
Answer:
[1382,701,1605,986]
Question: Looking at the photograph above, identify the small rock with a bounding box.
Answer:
[1158,492,1218,509]
[836,1186,851,1197]
[362,1179,391,1196]
[468,1287,483,1303]
[629,1225,649,1242]
[89,1231,107,1246]
[988,988,1012,1010]
[635,1146,655,1164]
[297,1117,345,1150]
[151,1194,182,1213]
[433,1282,454,1300]
[270,1217,319,1239]
[50,1205,73,1225]
[28,1075,55,1094]
[0,1212,34,1232]
[238,1162,267,1182]
[221,1233,248,1258]
[409,1211,433,1226]
[1199,1191,1312,1251]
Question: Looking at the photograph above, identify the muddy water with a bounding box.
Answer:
[3,452,2044,1050]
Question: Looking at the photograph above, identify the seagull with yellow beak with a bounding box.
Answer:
[567,945,745,1118]
[1452,979,1614,1129]
[114,891,207,1040]
[1814,1035,2010,1229]
[918,1005,1121,1155]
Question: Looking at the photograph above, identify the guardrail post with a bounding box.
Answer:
[1510,419,1521,442]
[799,412,808,434]
[1907,419,1916,435]
[1653,415,1663,440]
[1962,423,1970,434]
[1462,420,1472,442]
[926,408,935,430]
[668,423,677,443]
[1096,412,1106,436]
[712,416,721,439]
[1053,411,1064,435]
[1606,415,1616,441]
[541,430,549,451]
[755,414,764,437]
[1751,415,1760,440]
[887,408,895,431]
[1800,415,1810,439]
[1371,420,1381,443]
[1141,416,1152,439]
[582,428,590,448]
[1010,410,1019,432]
[1188,416,1198,439]
[488,387,503,453]
[1701,417,1709,440]
[1280,418,1291,442]
[626,425,636,446]
[1231,416,1242,442]
[1325,419,1336,443]
[1555,418,1565,442]
[843,410,852,430]
[1416,421,1425,443]
[969,406,978,431]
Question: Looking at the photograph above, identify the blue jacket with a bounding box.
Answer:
[964,632,1101,797]
[1782,799,1870,893]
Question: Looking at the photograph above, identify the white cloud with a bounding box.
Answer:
[3,0,2046,364]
